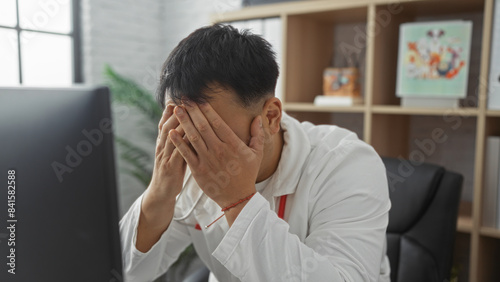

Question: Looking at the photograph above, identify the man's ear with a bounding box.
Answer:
[262,97,282,135]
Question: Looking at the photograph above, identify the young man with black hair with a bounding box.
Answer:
[120,24,391,282]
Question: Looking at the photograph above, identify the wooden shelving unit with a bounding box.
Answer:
[213,0,498,280]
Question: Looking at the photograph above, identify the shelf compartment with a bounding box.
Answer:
[285,7,368,104]
[372,105,478,116]
[409,115,477,202]
[371,114,477,202]
[283,102,365,113]
[476,236,500,282]
[370,113,410,158]
[485,116,500,136]
[371,2,484,107]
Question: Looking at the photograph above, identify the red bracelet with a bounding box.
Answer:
[205,192,256,229]
[221,192,256,212]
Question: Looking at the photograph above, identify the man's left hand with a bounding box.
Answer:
[169,102,264,209]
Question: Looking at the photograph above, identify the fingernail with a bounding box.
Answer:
[259,116,263,128]
[176,107,184,115]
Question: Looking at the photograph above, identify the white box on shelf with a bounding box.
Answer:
[314,95,363,107]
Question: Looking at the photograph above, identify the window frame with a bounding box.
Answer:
[0,0,82,84]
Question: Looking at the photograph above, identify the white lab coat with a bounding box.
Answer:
[119,112,391,282]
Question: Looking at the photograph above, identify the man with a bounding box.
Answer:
[120,24,391,282]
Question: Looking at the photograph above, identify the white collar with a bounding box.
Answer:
[265,111,311,197]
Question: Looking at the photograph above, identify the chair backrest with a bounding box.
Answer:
[382,157,463,282]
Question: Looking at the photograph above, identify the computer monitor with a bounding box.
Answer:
[0,86,122,281]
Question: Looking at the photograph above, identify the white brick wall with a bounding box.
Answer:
[81,0,169,216]
[81,0,165,90]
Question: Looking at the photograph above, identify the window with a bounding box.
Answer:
[0,0,82,86]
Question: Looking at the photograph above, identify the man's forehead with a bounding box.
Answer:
[165,86,242,109]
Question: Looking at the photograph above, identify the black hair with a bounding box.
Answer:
[156,24,279,109]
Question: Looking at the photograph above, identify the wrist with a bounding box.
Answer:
[216,185,256,208]
[204,186,257,229]
[224,199,250,227]
[223,192,255,227]
[141,189,176,224]
[145,182,178,205]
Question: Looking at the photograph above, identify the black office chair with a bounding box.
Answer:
[382,157,463,282]
[183,157,463,282]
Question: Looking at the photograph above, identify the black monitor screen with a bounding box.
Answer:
[0,86,122,282]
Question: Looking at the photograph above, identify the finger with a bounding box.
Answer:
[198,102,241,146]
[174,106,208,154]
[170,129,198,167]
[170,148,186,168]
[165,124,184,156]
[158,104,174,133]
[157,113,180,152]
[248,115,265,158]
[184,103,220,149]
[167,148,187,196]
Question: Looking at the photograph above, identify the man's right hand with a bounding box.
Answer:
[136,104,187,253]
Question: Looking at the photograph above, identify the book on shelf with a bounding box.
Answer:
[396,20,473,108]
[488,0,500,110]
[482,136,500,228]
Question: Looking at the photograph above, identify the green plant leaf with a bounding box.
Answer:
[103,64,163,121]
